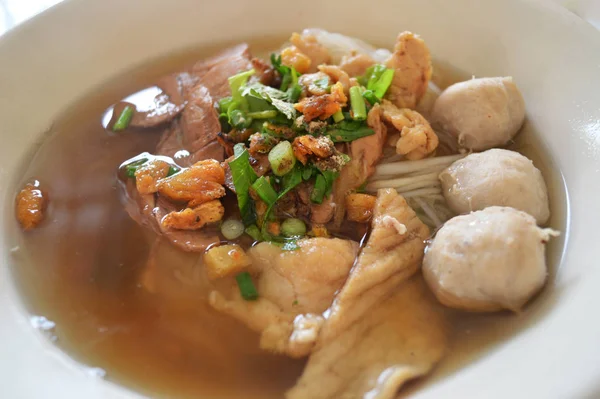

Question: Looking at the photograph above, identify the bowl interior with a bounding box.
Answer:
[1,0,600,398]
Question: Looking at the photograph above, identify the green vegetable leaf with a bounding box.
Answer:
[359,64,395,99]
[229,143,258,226]
[260,165,303,241]
[310,173,327,204]
[271,98,296,120]
[242,82,297,120]
[327,120,375,142]
[271,54,302,102]
[251,176,278,206]
[229,69,255,104]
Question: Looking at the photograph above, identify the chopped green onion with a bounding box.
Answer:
[245,224,262,241]
[287,84,302,103]
[229,144,258,226]
[359,65,395,99]
[112,105,134,131]
[251,176,278,205]
[332,110,345,123]
[371,69,394,99]
[125,158,148,178]
[281,218,307,237]
[221,219,245,240]
[362,89,380,105]
[302,166,314,181]
[268,141,297,176]
[236,272,258,300]
[311,174,327,204]
[247,110,278,119]
[349,86,367,121]
[167,166,180,177]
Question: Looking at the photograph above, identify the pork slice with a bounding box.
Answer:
[385,32,432,110]
[287,189,447,399]
[121,179,220,252]
[192,43,253,100]
[332,104,387,224]
[123,73,198,129]
[157,72,199,104]
[208,238,359,357]
[156,85,224,166]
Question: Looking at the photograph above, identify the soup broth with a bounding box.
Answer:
[6,41,567,399]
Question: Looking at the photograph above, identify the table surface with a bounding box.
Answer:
[0,0,598,37]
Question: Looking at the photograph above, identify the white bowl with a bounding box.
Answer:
[1,0,600,398]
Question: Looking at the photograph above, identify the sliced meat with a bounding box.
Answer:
[119,73,197,129]
[222,153,270,193]
[121,180,220,252]
[287,189,446,399]
[287,276,447,399]
[310,195,335,224]
[157,85,224,166]
[332,104,387,224]
[128,96,185,128]
[385,31,432,109]
[157,72,199,104]
[192,43,253,100]
[208,238,359,357]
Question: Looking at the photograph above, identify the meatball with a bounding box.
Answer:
[431,77,525,151]
[439,149,550,224]
[423,207,558,312]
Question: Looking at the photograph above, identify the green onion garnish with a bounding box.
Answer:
[332,110,345,123]
[362,89,380,105]
[230,143,259,226]
[310,174,327,204]
[113,105,134,131]
[167,166,180,177]
[251,176,278,206]
[371,69,395,99]
[245,224,262,241]
[236,272,258,300]
[268,141,297,176]
[247,110,278,119]
[125,158,148,178]
[349,86,367,121]
[281,218,306,237]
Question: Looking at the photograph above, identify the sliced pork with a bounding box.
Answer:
[209,238,359,357]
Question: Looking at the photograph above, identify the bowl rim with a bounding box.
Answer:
[1,0,600,398]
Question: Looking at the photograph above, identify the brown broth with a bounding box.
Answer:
[6,43,567,399]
